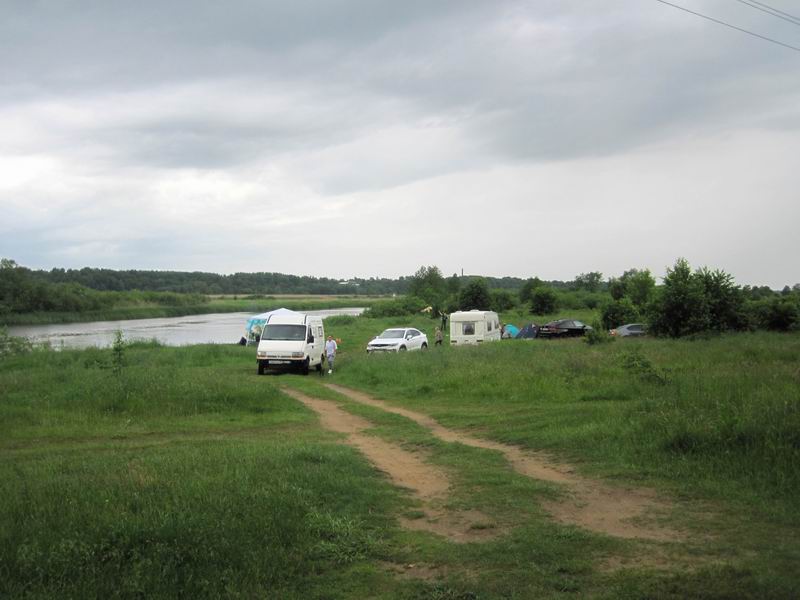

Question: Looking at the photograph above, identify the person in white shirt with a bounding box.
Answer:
[325,335,338,374]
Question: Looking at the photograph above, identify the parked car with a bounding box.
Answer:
[537,319,593,338]
[367,328,428,353]
[610,323,646,337]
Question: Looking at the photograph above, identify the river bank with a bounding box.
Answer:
[0,296,378,327]
[7,308,366,349]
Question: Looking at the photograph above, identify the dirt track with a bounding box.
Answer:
[281,388,498,543]
[325,383,682,541]
[286,383,682,542]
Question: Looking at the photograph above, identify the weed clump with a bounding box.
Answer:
[620,349,669,385]
[0,326,32,358]
[584,322,614,345]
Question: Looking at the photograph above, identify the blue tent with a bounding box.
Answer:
[515,323,539,339]
[502,324,520,338]
[245,308,302,344]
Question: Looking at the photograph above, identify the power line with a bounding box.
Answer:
[748,0,800,23]
[653,0,800,53]
[733,0,800,27]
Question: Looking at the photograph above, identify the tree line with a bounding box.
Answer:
[2,258,798,333]
[365,262,800,335]
[0,260,207,317]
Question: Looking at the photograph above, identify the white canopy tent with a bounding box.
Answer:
[244,308,303,345]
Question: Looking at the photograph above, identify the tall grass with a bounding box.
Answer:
[0,343,404,598]
[327,325,800,515]
[3,325,799,597]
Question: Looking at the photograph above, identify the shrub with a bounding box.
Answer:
[458,279,492,311]
[530,288,558,315]
[490,289,516,312]
[363,296,427,318]
[648,259,710,337]
[749,297,799,331]
[601,298,639,330]
[0,326,33,358]
[584,322,614,345]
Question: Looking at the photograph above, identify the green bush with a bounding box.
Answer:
[0,326,33,358]
[530,288,558,315]
[458,279,492,311]
[363,296,427,318]
[601,298,639,330]
[748,296,799,331]
[490,289,516,312]
[584,322,614,345]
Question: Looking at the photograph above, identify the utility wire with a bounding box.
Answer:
[654,0,800,52]
[733,0,800,27]
[748,0,800,23]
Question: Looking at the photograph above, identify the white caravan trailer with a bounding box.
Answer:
[256,311,325,375]
[449,310,501,346]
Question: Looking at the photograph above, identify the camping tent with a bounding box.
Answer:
[245,308,302,344]
[515,323,539,339]
[502,324,520,338]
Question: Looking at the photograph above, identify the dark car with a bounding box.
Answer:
[537,319,593,338]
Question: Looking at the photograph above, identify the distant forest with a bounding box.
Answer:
[2,259,796,334]
[27,265,550,296]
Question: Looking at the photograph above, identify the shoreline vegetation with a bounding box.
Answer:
[1,296,381,326]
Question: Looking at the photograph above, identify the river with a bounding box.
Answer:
[7,308,365,349]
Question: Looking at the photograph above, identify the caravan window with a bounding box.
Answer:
[487,321,493,332]
[263,324,306,341]
[462,322,476,335]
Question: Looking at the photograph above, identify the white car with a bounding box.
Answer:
[366,328,428,353]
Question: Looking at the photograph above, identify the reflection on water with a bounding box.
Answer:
[8,308,365,349]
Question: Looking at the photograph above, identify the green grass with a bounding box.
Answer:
[1,322,799,598]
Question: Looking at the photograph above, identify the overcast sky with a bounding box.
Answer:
[1,0,798,287]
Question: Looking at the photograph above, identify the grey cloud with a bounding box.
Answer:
[4,0,798,181]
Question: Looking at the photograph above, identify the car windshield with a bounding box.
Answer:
[378,329,406,339]
[263,324,306,341]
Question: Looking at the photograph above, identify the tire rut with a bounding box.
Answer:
[281,387,498,543]
[325,383,682,542]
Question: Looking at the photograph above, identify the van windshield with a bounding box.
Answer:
[263,324,307,341]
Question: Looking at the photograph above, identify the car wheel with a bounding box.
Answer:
[421,343,428,350]
[257,362,265,376]
[398,346,407,352]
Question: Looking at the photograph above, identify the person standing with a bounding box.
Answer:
[325,335,338,374]
[434,327,443,347]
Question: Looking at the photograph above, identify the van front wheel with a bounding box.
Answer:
[301,358,310,375]
[257,362,265,375]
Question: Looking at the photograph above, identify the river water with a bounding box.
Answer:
[7,308,365,349]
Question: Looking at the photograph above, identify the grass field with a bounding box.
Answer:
[1,314,798,598]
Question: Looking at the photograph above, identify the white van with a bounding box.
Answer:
[449,310,501,346]
[256,311,325,375]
